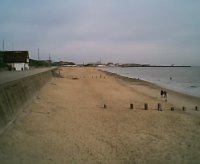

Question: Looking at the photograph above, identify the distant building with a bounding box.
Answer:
[52,61,76,67]
[106,62,115,67]
[3,51,29,70]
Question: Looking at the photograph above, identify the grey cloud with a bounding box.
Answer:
[0,0,200,65]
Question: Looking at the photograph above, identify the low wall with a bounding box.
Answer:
[0,68,58,133]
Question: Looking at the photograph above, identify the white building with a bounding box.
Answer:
[3,51,29,71]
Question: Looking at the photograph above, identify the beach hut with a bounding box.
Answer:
[3,51,29,71]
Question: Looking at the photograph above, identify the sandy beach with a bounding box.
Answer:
[0,67,200,164]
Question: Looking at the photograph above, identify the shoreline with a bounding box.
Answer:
[119,66,191,67]
[100,69,200,111]
[100,68,200,100]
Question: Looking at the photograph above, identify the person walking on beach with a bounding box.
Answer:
[163,91,167,98]
[164,90,167,102]
[160,90,163,97]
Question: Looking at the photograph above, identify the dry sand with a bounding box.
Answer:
[0,67,200,164]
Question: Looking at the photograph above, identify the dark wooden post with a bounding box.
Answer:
[144,103,148,110]
[171,107,174,111]
[195,106,198,111]
[130,104,133,109]
[104,104,107,109]
[157,103,162,111]
[182,106,186,111]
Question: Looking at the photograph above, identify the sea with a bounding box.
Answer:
[101,67,200,98]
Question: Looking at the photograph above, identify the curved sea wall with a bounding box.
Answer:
[0,68,58,133]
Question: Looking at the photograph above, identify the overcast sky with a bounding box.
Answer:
[0,0,200,65]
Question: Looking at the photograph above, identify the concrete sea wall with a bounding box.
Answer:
[0,68,58,133]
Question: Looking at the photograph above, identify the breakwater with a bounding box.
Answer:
[0,68,58,134]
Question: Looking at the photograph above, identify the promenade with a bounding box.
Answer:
[0,67,56,85]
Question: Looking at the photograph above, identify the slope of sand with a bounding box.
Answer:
[0,67,200,164]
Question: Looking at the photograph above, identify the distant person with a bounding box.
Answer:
[160,90,163,97]
[163,91,167,98]
[164,90,168,102]
[170,77,172,80]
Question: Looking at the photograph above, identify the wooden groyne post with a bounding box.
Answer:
[195,106,198,111]
[130,104,133,109]
[144,103,148,110]
[157,103,162,111]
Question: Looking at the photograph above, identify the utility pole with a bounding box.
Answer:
[49,53,51,67]
[3,40,4,51]
[12,42,14,51]
[38,48,40,61]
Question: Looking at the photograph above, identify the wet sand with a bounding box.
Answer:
[0,67,200,164]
